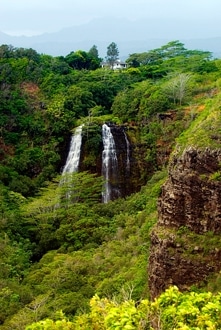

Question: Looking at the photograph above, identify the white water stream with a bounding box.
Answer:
[101,124,118,203]
[124,130,130,172]
[62,125,83,174]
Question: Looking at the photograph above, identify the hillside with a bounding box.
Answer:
[0,40,221,329]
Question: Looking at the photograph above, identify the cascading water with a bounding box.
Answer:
[124,130,130,172]
[60,123,131,203]
[101,123,119,203]
[62,125,83,175]
[59,125,83,201]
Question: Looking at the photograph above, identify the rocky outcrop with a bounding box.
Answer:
[149,147,221,299]
[159,147,221,233]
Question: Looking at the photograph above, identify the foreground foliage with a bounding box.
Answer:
[26,286,221,329]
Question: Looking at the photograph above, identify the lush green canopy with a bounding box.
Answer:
[0,40,221,329]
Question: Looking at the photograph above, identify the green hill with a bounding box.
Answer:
[1,41,221,329]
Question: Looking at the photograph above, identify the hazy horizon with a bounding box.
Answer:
[1,0,221,38]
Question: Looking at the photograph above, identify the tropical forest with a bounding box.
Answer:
[1,40,221,329]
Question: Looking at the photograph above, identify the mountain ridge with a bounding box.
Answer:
[1,17,221,58]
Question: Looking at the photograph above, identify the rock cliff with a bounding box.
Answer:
[148,147,221,299]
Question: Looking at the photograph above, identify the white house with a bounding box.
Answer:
[112,60,127,70]
[101,59,127,70]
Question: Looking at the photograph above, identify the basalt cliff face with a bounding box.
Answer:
[149,147,221,299]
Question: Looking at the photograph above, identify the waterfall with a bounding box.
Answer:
[124,130,130,172]
[62,125,83,175]
[101,123,119,203]
[59,125,83,201]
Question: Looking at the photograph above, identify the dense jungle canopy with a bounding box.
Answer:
[1,40,221,329]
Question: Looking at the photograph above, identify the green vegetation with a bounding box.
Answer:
[106,42,119,69]
[175,94,221,153]
[0,170,166,328]
[1,40,221,328]
[155,225,221,264]
[26,286,221,329]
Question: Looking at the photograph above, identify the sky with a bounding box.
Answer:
[0,0,221,37]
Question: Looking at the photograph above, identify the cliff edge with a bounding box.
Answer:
[148,94,221,299]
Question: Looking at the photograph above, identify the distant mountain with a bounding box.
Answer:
[1,17,221,58]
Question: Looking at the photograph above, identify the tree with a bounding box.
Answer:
[65,50,101,70]
[65,50,89,70]
[59,171,103,206]
[88,45,99,59]
[88,45,102,69]
[106,42,119,69]
[158,40,187,59]
[126,50,160,68]
[64,85,95,118]
[163,72,192,105]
